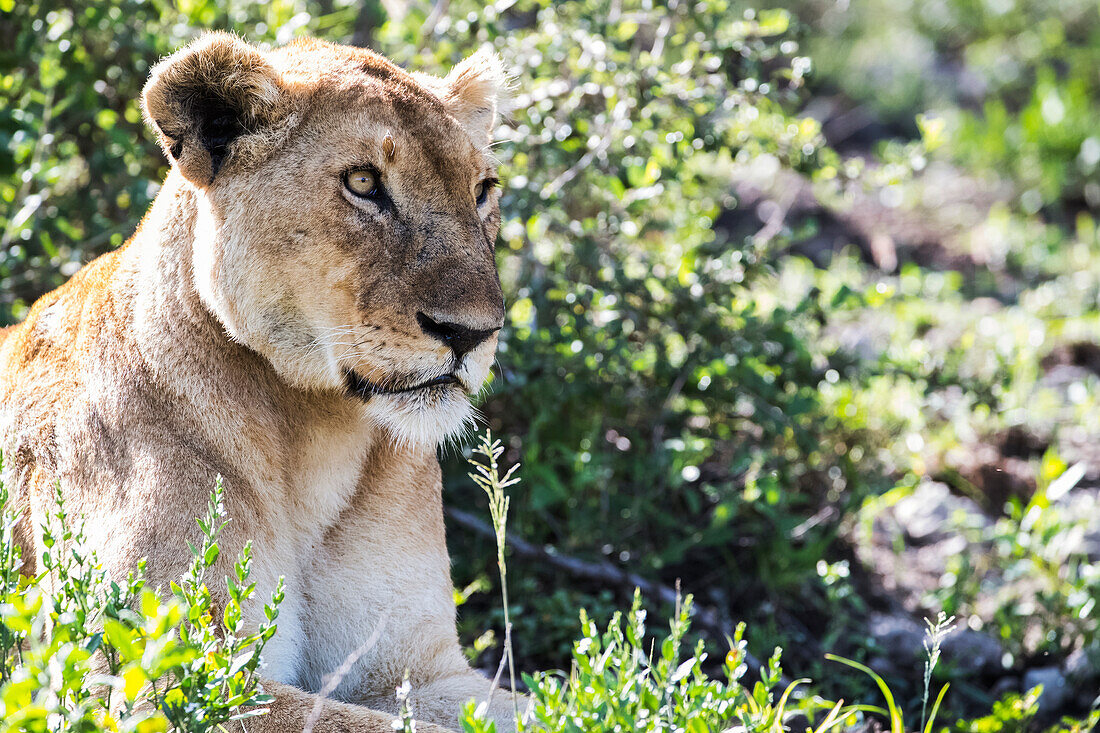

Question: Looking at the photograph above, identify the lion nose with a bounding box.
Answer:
[416,312,500,358]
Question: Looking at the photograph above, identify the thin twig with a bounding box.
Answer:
[651,358,693,449]
[487,621,512,703]
[649,0,678,61]
[541,99,629,199]
[420,0,449,40]
[3,85,54,247]
[752,184,800,246]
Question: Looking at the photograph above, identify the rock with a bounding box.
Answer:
[989,676,1020,698]
[1064,646,1100,708]
[995,425,1050,459]
[941,628,1006,676]
[1063,646,1099,684]
[868,612,1007,678]
[1083,528,1100,561]
[868,612,925,667]
[891,481,988,545]
[1023,666,1071,713]
[1041,341,1100,378]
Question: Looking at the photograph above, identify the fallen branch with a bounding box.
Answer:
[446,506,791,687]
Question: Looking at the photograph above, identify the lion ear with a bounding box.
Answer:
[142,32,291,187]
[438,49,511,146]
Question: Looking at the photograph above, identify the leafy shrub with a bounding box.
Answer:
[785,0,1100,216]
[466,590,851,733]
[0,479,281,731]
[376,0,888,679]
[455,438,1098,733]
[3,0,873,710]
[936,454,1100,659]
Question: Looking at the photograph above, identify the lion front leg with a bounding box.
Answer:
[408,671,529,732]
[254,678,454,733]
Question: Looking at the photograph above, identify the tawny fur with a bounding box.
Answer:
[0,32,520,732]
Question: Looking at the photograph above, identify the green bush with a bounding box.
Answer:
[785,0,1100,217]
[0,460,1096,731]
[392,0,884,680]
[0,479,281,731]
[454,438,1099,732]
[463,590,855,733]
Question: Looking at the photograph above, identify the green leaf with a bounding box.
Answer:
[924,683,950,733]
[757,8,790,35]
[826,654,904,733]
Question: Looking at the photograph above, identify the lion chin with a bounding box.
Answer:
[337,366,485,447]
[363,388,477,448]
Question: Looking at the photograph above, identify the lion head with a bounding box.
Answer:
[141,33,510,446]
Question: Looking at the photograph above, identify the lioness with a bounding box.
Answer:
[0,33,518,732]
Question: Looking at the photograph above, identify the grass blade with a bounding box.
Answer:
[825,654,904,733]
[923,683,949,733]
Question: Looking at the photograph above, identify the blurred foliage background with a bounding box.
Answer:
[3,0,1100,728]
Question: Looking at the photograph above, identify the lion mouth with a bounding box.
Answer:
[344,368,462,401]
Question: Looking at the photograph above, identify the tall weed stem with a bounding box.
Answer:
[468,430,523,725]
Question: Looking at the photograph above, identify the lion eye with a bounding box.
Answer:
[474,178,498,207]
[345,168,380,198]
